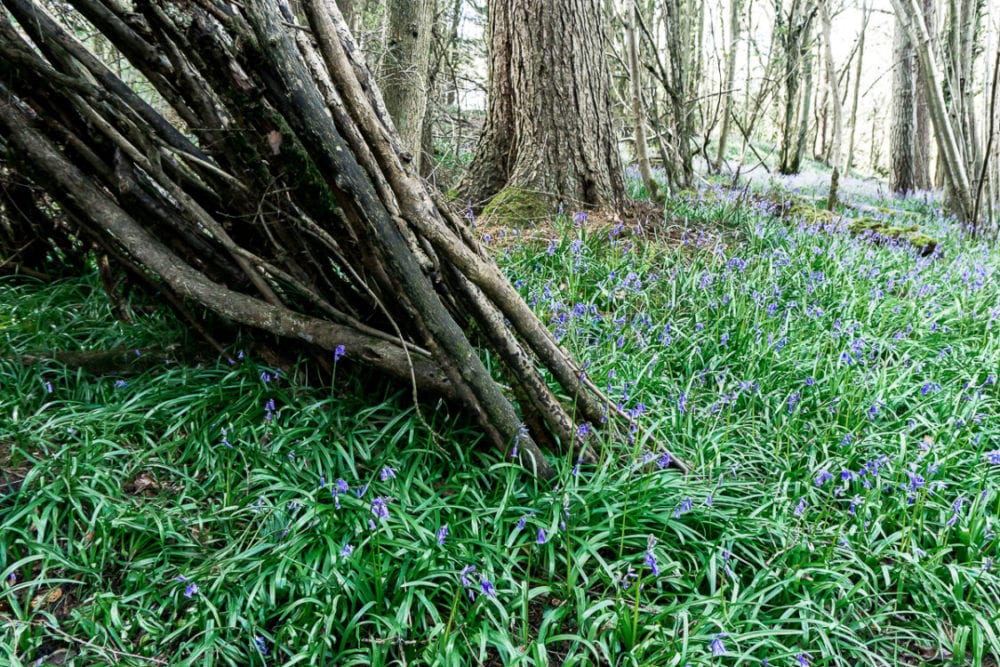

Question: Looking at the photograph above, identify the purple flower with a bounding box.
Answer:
[371,496,389,520]
[480,578,496,598]
[577,423,591,438]
[340,543,354,557]
[380,466,396,481]
[437,525,449,546]
[656,452,672,469]
[516,515,528,531]
[674,497,693,518]
[114,379,127,388]
[334,345,345,362]
[460,565,477,600]
[573,211,588,226]
[710,634,727,656]
[184,582,199,598]
[797,653,812,666]
[815,470,833,486]
[644,549,660,576]
[984,450,1000,465]
[254,636,268,655]
[336,479,349,494]
[44,381,53,394]
[537,528,547,545]
[794,497,807,517]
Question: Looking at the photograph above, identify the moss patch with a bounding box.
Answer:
[480,187,552,226]
[847,218,939,256]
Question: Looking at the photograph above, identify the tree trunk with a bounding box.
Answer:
[459,0,625,215]
[891,0,975,222]
[777,0,818,175]
[626,5,661,202]
[713,0,741,171]
[845,0,869,174]
[891,14,917,193]
[380,0,434,170]
[912,0,934,189]
[819,0,842,171]
[0,0,682,476]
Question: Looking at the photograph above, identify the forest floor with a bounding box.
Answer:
[2,169,999,666]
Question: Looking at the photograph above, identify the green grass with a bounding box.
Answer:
[3,183,1000,666]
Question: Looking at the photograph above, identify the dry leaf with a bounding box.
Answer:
[30,587,62,609]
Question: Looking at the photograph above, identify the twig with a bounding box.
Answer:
[0,617,169,665]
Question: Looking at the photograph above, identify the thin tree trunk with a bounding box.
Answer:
[845,0,869,174]
[819,0,843,171]
[891,0,975,222]
[912,0,934,188]
[626,4,661,201]
[713,0,741,170]
[891,14,917,193]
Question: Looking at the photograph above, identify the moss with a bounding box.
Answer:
[847,218,938,256]
[480,187,552,225]
[789,203,837,224]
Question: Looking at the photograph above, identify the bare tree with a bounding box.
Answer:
[713,0,742,171]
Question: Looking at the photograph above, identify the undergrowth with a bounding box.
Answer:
[2,182,1000,666]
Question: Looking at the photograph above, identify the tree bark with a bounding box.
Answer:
[891,14,917,193]
[458,0,626,214]
[626,4,661,202]
[713,0,741,172]
[912,0,934,189]
[891,0,975,222]
[818,0,842,172]
[0,0,685,475]
[380,0,434,170]
[845,0,869,174]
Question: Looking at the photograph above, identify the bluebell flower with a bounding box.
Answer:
[815,470,833,486]
[184,582,199,598]
[674,497,693,518]
[644,549,660,576]
[480,578,496,598]
[340,543,354,557]
[380,466,396,481]
[710,634,727,656]
[984,450,1000,465]
[797,653,812,666]
[437,525,448,546]
[336,479,349,494]
[114,379,127,388]
[516,515,528,531]
[254,636,268,655]
[794,497,807,517]
[371,497,389,520]
[537,528,546,545]
[44,381,52,394]
[334,345,345,362]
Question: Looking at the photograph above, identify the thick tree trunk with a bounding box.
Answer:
[891,15,917,194]
[458,0,625,214]
[0,0,683,475]
[380,0,434,170]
